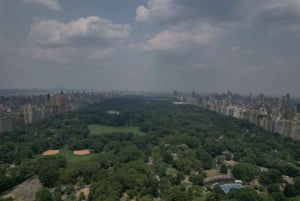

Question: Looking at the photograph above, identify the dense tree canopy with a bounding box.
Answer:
[232,163,260,182]
[1,96,300,200]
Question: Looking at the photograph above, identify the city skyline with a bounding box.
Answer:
[1,0,300,95]
[2,89,300,139]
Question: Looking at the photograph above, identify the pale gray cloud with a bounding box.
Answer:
[2,0,300,95]
[136,0,184,24]
[136,0,300,27]
[21,47,77,64]
[135,0,251,25]
[86,48,114,61]
[28,16,131,46]
[23,16,130,64]
[22,0,61,10]
[141,22,223,53]
[21,47,114,64]
[251,1,300,30]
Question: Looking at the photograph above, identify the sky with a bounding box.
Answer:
[0,0,300,95]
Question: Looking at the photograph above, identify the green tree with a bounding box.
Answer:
[284,184,297,198]
[53,191,62,201]
[35,188,53,201]
[279,164,300,177]
[196,149,214,170]
[288,196,300,201]
[220,164,228,174]
[38,164,59,187]
[119,144,143,163]
[228,188,274,201]
[78,192,86,201]
[163,186,192,201]
[163,152,173,164]
[270,192,287,201]
[89,180,122,201]
[205,193,219,201]
[260,169,281,185]
[231,163,260,182]
[203,142,224,158]
[190,174,204,186]
[139,195,154,201]
[267,183,280,193]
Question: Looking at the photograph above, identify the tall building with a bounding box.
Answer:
[0,116,13,132]
[22,104,35,124]
[0,118,3,132]
[48,91,65,115]
[297,104,300,113]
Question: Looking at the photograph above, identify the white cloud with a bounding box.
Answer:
[142,22,223,53]
[24,16,128,64]
[136,0,183,23]
[22,0,61,11]
[136,6,150,23]
[28,16,131,46]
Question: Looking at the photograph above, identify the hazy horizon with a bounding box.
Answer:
[1,88,299,99]
[1,0,300,95]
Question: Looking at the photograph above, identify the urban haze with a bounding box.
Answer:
[1,0,300,95]
[2,1,300,200]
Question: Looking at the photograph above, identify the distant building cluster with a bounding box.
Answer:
[0,91,120,132]
[184,92,300,140]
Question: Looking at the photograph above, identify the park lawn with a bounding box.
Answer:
[58,148,97,163]
[88,124,145,136]
[205,169,220,177]
[166,167,177,177]
[181,182,192,189]
[193,193,207,201]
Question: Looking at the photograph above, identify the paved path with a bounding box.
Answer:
[2,178,42,201]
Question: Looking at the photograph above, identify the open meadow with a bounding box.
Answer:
[57,148,96,163]
[88,124,144,136]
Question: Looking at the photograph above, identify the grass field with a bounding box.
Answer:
[205,169,220,177]
[88,124,144,136]
[58,148,96,163]
[193,194,207,201]
[166,167,177,177]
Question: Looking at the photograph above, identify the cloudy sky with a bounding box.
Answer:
[0,0,300,95]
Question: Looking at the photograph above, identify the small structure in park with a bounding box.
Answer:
[204,175,235,186]
[204,174,244,194]
[220,184,244,194]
